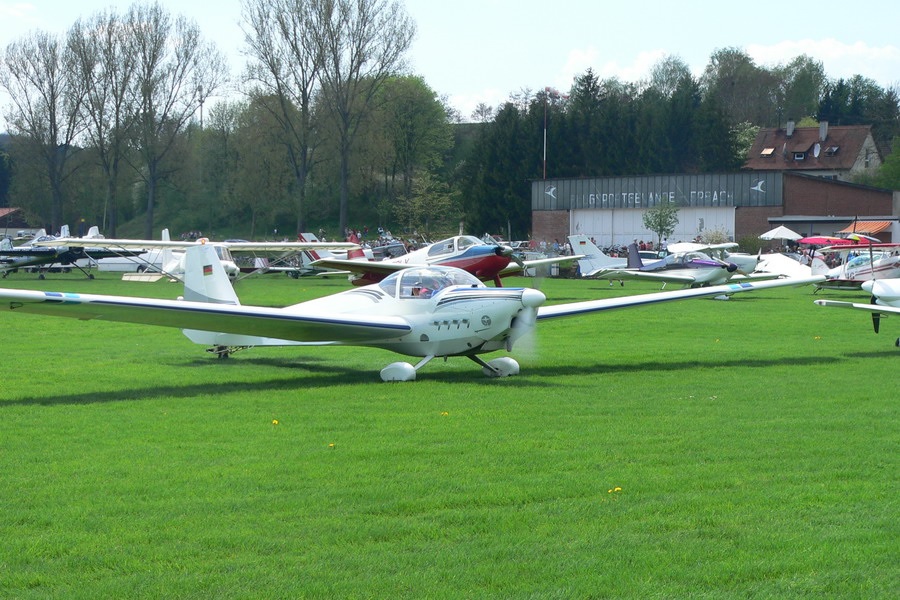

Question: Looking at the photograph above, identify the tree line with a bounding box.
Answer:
[1,0,898,242]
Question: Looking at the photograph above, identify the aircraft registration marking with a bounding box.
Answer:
[43,291,82,303]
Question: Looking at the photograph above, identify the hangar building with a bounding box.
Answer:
[531,171,898,247]
[530,122,898,247]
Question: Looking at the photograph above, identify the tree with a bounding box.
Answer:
[699,47,777,126]
[69,8,138,236]
[0,149,11,206]
[229,98,294,238]
[648,55,692,98]
[0,29,87,231]
[642,200,679,246]
[128,1,228,239]
[871,136,900,190]
[392,169,460,238]
[772,55,825,124]
[375,76,452,199]
[242,0,323,233]
[309,0,415,237]
[470,102,494,123]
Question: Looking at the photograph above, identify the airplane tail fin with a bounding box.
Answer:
[626,243,644,268]
[347,247,368,260]
[809,250,829,276]
[85,225,103,239]
[183,244,240,305]
[159,228,177,273]
[59,224,70,238]
[568,235,622,275]
[298,232,335,265]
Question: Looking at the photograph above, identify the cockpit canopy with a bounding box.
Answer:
[379,266,484,299]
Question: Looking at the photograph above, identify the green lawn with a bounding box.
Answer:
[0,271,896,598]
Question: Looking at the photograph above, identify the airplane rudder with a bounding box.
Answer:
[626,243,643,268]
[183,245,240,305]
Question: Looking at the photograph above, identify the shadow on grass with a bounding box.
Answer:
[3,349,856,407]
[1,357,374,407]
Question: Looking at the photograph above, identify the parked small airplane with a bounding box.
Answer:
[0,226,140,279]
[667,241,763,275]
[0,244,823,381]
[810,243,900,291]
[40,230,358,282]
[814,278,900,346]
[310,234,579,287]
[576,242,743,287]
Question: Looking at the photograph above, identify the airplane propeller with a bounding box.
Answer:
[506,287,544,356]
[496,243,526,269]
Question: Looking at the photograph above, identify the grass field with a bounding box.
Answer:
[0,271,896,598]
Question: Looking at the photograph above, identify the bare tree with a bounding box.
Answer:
[69,9,138,236]
[128,1,228,239]
[0,29,87,231]
[242,0,323,233]
[309,0,415,236]
[471,102,494,123]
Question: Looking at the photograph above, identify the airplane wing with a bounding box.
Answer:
[310,257,407,276]
[34,238,358,251]
[221,241,359,252]
[813,299,900,316]
[584,269,699,285]
[537,276,825,320]
[667,242,738,253]
[0,288,411,343]
[0,247,59,257]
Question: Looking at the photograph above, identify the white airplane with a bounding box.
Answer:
[578,241,744,288]
[37,230,359,282]
[810,243,900,291]
[667,242,763,276]
[814,278,900,347]
[310,234,580,287]
[0,244,823,381]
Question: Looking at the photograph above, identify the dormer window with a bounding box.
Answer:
[793,152,805,161]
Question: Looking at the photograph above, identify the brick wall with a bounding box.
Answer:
[784,174,892,216]
[735,206,783,239]
[531,210,569,246]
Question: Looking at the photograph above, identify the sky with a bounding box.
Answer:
[2,0,899,131]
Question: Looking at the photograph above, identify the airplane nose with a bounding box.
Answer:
[521,288,546,309]
[726,262,739,272]
[861,280,875,293]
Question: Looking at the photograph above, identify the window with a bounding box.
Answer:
[793,152,805,161]
[760,147,775,157]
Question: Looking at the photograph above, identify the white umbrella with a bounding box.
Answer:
[759,225,802,241]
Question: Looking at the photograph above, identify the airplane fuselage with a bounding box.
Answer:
[819,251,900,289]
[294,275,540,357]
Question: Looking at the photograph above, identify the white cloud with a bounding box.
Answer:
[747,39,900,86]
[0,2,39,27]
